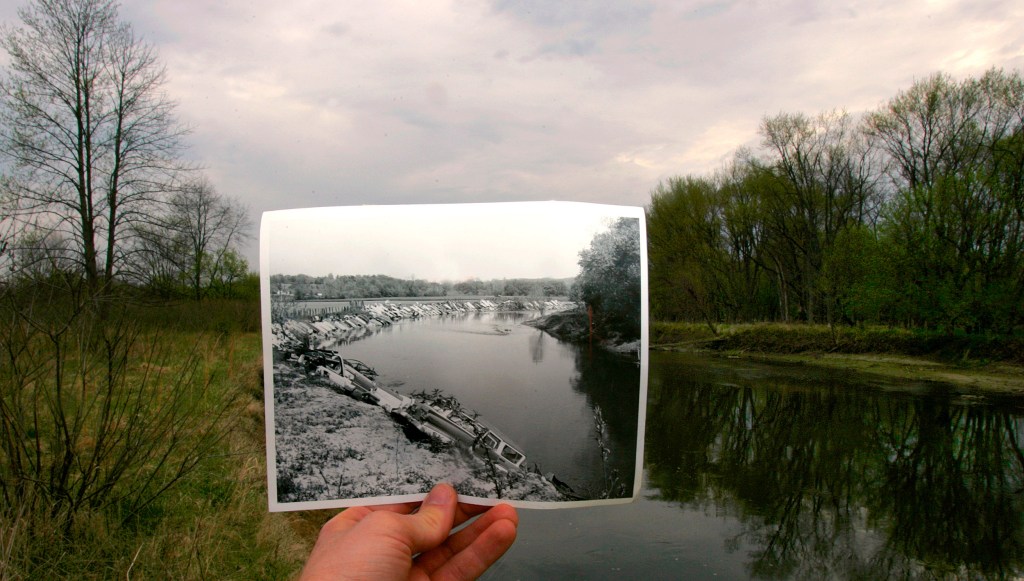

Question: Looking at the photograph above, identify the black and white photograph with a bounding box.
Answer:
[261,201,647,511]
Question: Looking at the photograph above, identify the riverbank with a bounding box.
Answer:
[272,360,562,503]
[651,321,1024,392]
[272,297,575,350]
[524,310,641,355]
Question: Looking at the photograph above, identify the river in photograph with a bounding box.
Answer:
[326,311,641,498]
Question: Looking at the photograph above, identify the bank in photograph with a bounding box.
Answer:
[260,201,648,511]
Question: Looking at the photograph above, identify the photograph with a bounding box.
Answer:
[260,201,648,511]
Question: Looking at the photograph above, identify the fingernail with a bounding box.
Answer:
[425,484,454,506]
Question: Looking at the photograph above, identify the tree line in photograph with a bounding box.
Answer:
[271,273,571,300]
[649,68,1024,337]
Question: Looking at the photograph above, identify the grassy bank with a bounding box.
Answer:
[0,299,313,580]
[652,321,1024,391]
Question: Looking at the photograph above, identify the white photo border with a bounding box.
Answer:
[260,201,648,511]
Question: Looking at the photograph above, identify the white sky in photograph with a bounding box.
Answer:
[3,1,1022,268]
[262,202,628,280]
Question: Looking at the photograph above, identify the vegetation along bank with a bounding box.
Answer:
[652,322,1024,392]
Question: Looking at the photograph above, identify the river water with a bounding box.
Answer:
[328,312,1024,579]
[496,351,1024,580]
[327,311,640,499]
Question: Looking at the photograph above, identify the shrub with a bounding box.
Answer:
[0,287,239,539]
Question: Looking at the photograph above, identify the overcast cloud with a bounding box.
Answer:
[3,0,1022,269]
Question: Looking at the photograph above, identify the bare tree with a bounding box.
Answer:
[0,179,14,277]
[171,179,250,301]
[751,110,879,323]
[129,178,250,300]
[0,0,186,295]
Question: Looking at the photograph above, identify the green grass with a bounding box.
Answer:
[0,299,310,580]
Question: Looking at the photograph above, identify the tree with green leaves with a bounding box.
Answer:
[647,176,730,332]
[751,110,880,324]
[865,69,1024,332]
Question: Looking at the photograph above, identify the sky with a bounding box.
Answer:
[261,201,635,280]
[1,0,1022,269]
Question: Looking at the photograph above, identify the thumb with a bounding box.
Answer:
[405,483,458,554]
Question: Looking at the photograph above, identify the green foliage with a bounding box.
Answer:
[864,71,1024,333]
[819,226,900,324]
[648,176,729,328]
[649,68,1024,337]
[572,218,642,341]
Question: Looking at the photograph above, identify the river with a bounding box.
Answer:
[326,312,1024,579]
[326,311,640,499]
[492,351,1024,580]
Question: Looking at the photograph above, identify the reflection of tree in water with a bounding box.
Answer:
[529,330,545,364]
[877,400,1024,579]
[568,346,641,498]
[646,355,1024,579]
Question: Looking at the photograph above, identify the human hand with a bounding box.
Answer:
[299,483,519,581]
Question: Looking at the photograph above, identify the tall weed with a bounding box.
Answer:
[0,286,306,578]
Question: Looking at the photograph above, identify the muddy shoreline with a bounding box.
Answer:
[740,352,1024,393]
[651,345,1024,393]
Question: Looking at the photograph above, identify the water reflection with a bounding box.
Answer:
[646,352,1024,579]
[530,330,545,363]
[571,345,641,497]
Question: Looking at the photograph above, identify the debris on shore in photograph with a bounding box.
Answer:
[271,298,575,350]
[523,310,641,355]
[272,356,563,504]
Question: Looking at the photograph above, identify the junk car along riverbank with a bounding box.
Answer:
[299,350,530,472]
[400,398,528,472]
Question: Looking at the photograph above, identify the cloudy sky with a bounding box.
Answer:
[2,0,1022,267]
[262,201,636,280]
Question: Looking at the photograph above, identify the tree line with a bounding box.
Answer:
[648,69,1024,335]
[0,0,252,302]
[271,273,572,300]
